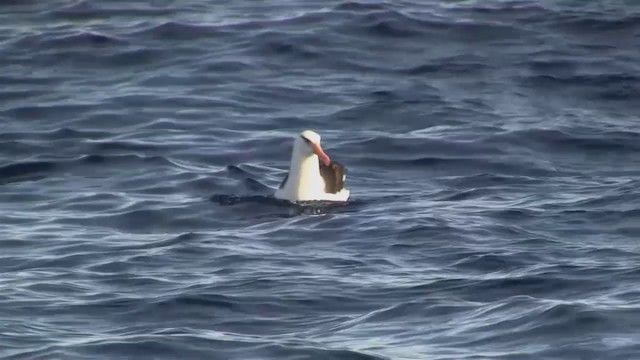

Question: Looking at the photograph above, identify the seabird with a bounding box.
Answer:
[274,130,350,203]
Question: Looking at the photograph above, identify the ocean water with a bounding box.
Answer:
[1,0,640,359]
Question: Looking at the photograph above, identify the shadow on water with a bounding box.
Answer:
[209,193,362,217]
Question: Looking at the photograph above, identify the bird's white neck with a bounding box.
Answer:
[283,144,323,200]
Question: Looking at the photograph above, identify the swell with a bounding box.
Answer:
[341,136,556,176]
[524,73,640,87]
[0,161,55,184]
[0,152,174,185]
[553,12,640,33]
[487,128,640,154]
[130,21,231,40]
[12,31,126,50]
[6,334,386,360]
[446,301,638,353]
[50,0,178,19]
[524,73,640,100]
[3,104,99,121]
[338,5,522,39]
[0,128,110,141]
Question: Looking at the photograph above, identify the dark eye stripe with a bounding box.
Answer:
[300,136,311,144]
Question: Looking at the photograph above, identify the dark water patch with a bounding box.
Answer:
[451,302,630,353]
[50,0,178,20]
[558,207,640,221]
[490,208,542,221]
[113,232,202,251]
[446,1,549,17]
[0,74,67,87]
[74,208,180,233]
[451,252,534,273]
[198,60,253,73]
[209,194,356,217]
[48,127,109,140]
[333,1,388,13]
[209,194,287,206]
[466,275,607,302]
[79,154,171,167]
[108,92,222,108]
[0,140,49,157]
[445,173,543,189]
[88,140,163,153]
[0,89,48,102]
[437,188,494,202]
[395,222,460,239]
[18,31,126,50]
[249,31,322,60]
[30,46,169,70]
[0,161,55,183]
[402,55,491,75]
[0,128,110,141]
[131,21,229,40]
[554,13,640,33]
[88,47,168,68]
[242,178,272,193]
[147,292,237,310]
[345,136,505,158]
[532,303,639,337]
[489,128,640,155]
[365,18,424,38]
[9,252,96,272]
[526,59,579,74]
[223,164,254,179]
[343,8,526,42]
[218,11,333,32]
[526,72,640,100]
[56,193,130,214]
[0,0,40,7]
[37,336,390,360]
[343,9,434,38]
[3,104,97,121]
[360,155,555,178]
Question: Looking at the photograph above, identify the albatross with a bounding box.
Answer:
[274,130,350,203]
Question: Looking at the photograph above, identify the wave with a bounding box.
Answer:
[332,1,388,13]
[487,128,640,154]
[13,31,126,51]
[131,21,229,40]
[87,140,161,153]
[0,161,55,184]
[555,13,640,32]
[250,31,323,59]
[6,333,387,360]
[50,0,177,19]
[402,55,491,75]
[3,104,98,121]
[79,154,170,166]
[0,128,109,141]
[526,73,639,88]
[0,152,175,185]
[445,0,549,16]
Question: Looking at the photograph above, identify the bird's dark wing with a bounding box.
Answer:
[319,161,346,194]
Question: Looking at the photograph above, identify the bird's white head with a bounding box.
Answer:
[294,130,331,166]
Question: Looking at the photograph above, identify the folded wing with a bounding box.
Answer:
[319,161,346,194]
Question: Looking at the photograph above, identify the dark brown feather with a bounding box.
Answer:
[319,161,346,194]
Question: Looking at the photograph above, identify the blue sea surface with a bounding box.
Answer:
[2,0,640,359]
